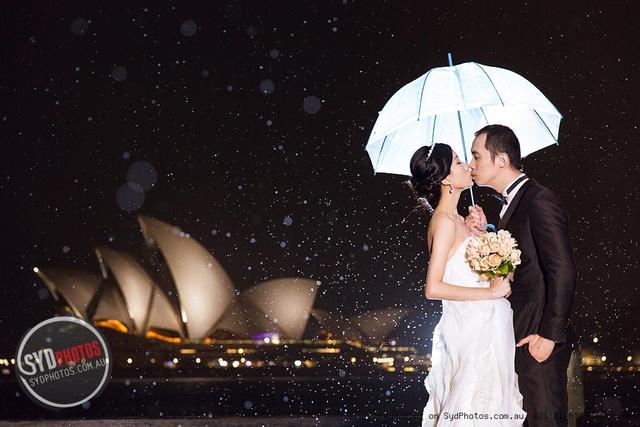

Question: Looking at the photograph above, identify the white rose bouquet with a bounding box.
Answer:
[465,230,522,280]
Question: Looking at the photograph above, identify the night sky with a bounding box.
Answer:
[1,1,639,360]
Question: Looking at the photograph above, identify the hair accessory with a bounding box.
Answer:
[416,196,435,214]
[426,144,435,161]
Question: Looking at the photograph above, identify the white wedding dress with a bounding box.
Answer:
[422,236,526,426]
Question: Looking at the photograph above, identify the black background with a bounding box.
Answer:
[1,0,638,361]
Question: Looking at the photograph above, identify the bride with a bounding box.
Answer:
[405,143,526,426]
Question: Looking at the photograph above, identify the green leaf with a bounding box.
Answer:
[499,263,509,275]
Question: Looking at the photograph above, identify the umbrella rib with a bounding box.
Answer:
[374,135,388,172]
[474,63,504,106]
[417,69,433,121]
[480,106,490,124]
[431,115,438,144]
[533,109,559,145]
[452,66,469,162]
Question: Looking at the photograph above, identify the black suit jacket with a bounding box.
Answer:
[499,177,577,346]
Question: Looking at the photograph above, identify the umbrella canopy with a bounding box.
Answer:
[366,61,562,177]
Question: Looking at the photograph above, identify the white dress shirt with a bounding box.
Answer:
[499,173,529,219]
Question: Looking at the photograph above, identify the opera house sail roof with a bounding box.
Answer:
[33,214,412,345]
[137,215,236,341]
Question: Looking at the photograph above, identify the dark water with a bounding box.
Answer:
[1,371,639,425]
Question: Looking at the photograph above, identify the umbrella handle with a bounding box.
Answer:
[448,52,476,207]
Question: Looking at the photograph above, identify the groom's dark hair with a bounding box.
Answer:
[475,124,523,171]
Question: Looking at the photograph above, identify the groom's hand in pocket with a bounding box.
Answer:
[516,334,555,363]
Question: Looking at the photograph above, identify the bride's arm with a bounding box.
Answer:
[424,216,509,301]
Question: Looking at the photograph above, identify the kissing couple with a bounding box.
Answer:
[405,124,577,426]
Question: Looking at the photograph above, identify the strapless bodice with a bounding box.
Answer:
[442,235,490,289]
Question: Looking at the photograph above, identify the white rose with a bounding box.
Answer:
[488,253,503,269]
[510,249,521,265]
[479,242,490,257]
[499,241,512,257]
[466,245,480,260]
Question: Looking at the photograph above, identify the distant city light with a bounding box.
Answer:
[126,358,133,364]
[253,332,279,343]
[601,356,607,362]
[628,356,633,362]
[593,337,599,343]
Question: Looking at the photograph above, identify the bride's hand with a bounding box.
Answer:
[465,205,487,236]
[489,275,511,299]
[504,271,514,297]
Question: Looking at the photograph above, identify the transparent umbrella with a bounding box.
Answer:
[365,54,563,204]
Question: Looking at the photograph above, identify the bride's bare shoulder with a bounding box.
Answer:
[429,211,458,229]
[427,212,457,244]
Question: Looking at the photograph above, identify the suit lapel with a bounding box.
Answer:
[499,178,536,230]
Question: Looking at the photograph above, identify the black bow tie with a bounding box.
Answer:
[492,192,508,205]
[492,175,528,206]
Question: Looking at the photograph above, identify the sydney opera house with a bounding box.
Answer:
[24,214,424,377]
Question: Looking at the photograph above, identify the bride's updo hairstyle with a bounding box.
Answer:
[403,143,453,217]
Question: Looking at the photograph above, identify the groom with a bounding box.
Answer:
[465,124,577,427]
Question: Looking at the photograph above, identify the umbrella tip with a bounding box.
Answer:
[447,52,453,67]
